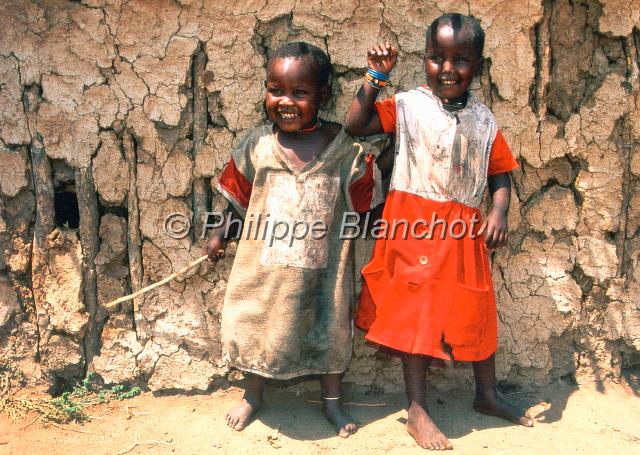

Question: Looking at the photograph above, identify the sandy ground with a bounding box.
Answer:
[1,378,639,455]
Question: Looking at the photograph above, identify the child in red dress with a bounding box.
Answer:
[346,13,533,450]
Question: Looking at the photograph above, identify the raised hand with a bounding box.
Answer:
[367,42,398,75]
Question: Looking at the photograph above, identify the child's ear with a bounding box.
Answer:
[319,84,331,106]
[475,57,484,77]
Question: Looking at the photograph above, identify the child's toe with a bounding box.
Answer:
[520,415,534,427]
[338,424,355,438]
[340,422,358,437]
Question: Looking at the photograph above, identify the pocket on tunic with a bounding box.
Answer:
[443,283,491,347]
[387,242,435,288]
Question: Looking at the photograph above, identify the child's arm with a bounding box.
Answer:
[375,138,395,180]
[478,172,511,251]
[204,203,242,260]
[345,43,398,136]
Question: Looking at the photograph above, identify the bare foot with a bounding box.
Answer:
[321,399,358,438]
[406,403,452,450]
[473,394,534,427]
[225,398,262,431]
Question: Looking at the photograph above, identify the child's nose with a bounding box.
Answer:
[442,60,454,73]
[279,95,295,105]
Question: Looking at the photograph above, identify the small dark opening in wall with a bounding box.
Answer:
[54,189,79,229]
[52,159,80,229]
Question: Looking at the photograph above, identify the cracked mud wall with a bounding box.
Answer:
[0,0,638,393]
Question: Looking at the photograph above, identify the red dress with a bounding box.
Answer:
[355,88,518,361]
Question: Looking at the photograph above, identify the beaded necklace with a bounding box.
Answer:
[441,92,468,112]
[441,92,468,124]
[297,118,321,133]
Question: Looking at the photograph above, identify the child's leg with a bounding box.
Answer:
[472,354,534,427]
[226,372,265,431]
[402,354,453,450]
[319,373,358,438]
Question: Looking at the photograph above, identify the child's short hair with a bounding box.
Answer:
[425,13,485,57]
[269,42,332,88]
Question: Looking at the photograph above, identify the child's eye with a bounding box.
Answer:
[456,57,470,63]
[267,87,282,95]
[294,89,307,96]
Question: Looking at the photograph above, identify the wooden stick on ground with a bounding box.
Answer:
[305,399,387,407]
[18,416,39,431]
[46,422,95,434]
[104,255,209,308]
[114,436,172,455]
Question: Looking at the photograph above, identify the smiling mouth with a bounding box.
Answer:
[278,111,298,119]
[440,79,457,86]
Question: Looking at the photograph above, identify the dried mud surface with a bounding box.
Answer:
[0,0,639,393]
[1,379,639,455]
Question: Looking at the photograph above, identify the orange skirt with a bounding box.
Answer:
[356,190,497,361]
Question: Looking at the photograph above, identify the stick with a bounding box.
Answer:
[18,416,39,431]
[114,438,172,455]
[29,133,55,246]
[46,422,94,434]
[305,399,387,407]
[76,166,100,362]
[192,43,210,241]
[123,129,143,312]
[104,255,209,308]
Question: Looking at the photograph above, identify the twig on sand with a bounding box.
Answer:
[104,255,209,308]
[305,399,386,407]
[114,435,173,455]
[602,427,640,445]
[602,432,640,445]
[46,422,94,434]
[18,415,39,431]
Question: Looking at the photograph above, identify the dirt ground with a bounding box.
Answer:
[1,377,639,455]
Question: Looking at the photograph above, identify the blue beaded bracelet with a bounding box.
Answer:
[365,72,388,89]
[367,68,390,82]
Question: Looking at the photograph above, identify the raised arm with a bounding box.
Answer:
[345,43,398,136]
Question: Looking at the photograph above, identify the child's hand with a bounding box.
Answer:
[204,235,226,261]
[367,42,398,75]
[477,208,508,251]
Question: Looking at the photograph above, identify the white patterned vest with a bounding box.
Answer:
[390,87,499,208]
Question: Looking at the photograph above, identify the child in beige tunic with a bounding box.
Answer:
[206,42,381,437]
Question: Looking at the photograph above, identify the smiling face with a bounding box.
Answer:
[265,56,329,133]
[424,24,482,103]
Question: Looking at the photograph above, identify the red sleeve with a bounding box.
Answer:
[488,130,519,176]
[349,154,376,213]
[374,97,396,134]
[217,159,252,211]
